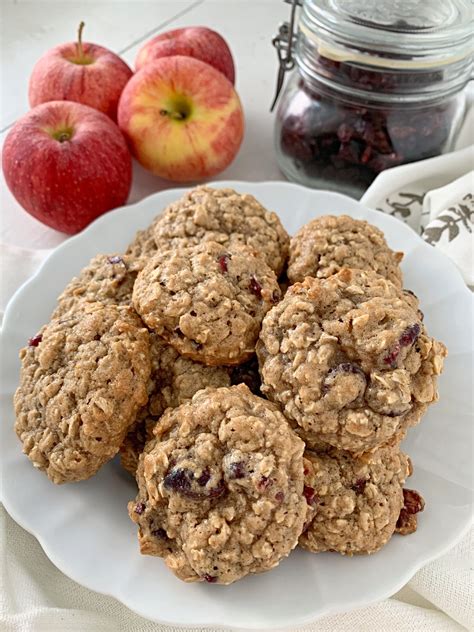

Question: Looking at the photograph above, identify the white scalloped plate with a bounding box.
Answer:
[1,181,473,630]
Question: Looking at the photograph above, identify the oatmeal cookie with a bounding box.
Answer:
[14,303,151,484]
[287,215,403,286]
[300,446,410,555]
[120,415,153,479]
[126,223,159,260]
[152,186,290,275]
[146,335,232,418]
[257,269,447,453]
[52,254,139,319]
[133,241,281,365]
[120,335,231,475]
[129,384,307,584]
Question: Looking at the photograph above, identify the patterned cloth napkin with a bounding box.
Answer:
[1,147,473,631]
[361,146,474,288]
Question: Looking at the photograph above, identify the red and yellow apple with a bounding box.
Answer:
[135,26,235,84]
[28,22,132,121]
[2,101,132,234]
[117,56,244,182]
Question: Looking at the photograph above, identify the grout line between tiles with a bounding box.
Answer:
[118,0,205,55]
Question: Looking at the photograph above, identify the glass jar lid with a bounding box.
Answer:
[301,0,473,67]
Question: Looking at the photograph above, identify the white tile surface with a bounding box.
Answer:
[0,0,288,248]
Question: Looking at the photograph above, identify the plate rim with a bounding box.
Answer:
[1,180,472,629]
[2,181,469,318]
[2,496,472,630]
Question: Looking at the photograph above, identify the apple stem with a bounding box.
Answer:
[77,21,85,60]
[160,109,186,121]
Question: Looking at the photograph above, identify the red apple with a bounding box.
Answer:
[28,22,132,121]
[2,101,132,234]
[117,56,244,182]
[135,26,235,84]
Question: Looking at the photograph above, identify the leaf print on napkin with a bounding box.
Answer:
[377,192,425,220]
[423,225,444,244]
[424,194,474,245]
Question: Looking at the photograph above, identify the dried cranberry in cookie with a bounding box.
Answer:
[396,488,425,536]
[28,334,42,347]
[300,446,411,555]
[288,215,403,286]
[120,334,231,476]
[132,241,281,365]
[128,384,307,584]
[52,253,140,318]
[257,268,447,453]
[151,186,290,275]
[14,303,151,483]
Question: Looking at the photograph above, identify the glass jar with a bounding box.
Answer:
[273,0,473,198]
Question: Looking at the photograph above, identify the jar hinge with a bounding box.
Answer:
[270,0,302,112]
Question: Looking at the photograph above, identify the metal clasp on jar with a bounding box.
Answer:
[270,0,302,111]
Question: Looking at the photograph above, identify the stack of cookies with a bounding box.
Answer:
[14,186,447,585]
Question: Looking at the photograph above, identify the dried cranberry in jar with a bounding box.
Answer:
[272,0,471,198]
